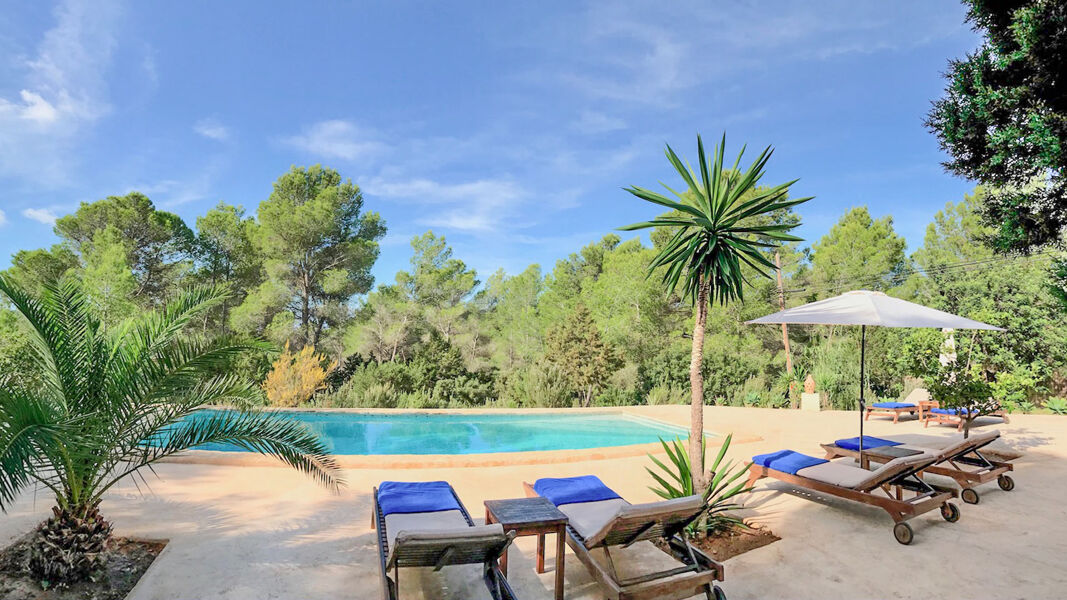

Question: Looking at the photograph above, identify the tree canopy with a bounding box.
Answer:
[927,0,1067,252]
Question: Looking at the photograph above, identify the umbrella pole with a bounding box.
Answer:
[859,325,866,461]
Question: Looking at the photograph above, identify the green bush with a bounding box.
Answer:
[646,384,687,406]
[432,374,494,406]
[594,386,638,406]
[1045,397,1067,415]
[500,363,573,408]
[361,382,400,408]
[397,390,440,409]
[991,366,1040,406]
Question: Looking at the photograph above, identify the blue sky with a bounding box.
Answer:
[0,1,981,285]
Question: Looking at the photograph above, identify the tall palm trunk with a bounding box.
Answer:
[688,277,710,494]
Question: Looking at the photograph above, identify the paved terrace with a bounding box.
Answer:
[2,406,1065,599]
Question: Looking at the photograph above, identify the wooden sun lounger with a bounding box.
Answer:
[522,482,726,600]
[746,453,959,545]
[919,401,1010,430]
[820,431,1015,504]
[373,484,519,600]
[864,403,918,423]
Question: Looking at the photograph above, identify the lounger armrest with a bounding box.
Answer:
[584,494,704,548]
[387,524,512,570]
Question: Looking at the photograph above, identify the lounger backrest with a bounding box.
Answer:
[583,494,704,548]
[387,524,514,570]
[853,454,938,491]
[933,430,1000,461]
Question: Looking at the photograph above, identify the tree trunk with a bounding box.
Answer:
[689,276,710,495]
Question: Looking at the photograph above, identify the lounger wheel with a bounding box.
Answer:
[961,488,980,504]
[711,585,727,600]
[893,522,914,545]
[940,502,961,522]
[998,474,1015,491]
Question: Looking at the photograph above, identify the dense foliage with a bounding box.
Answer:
[1,161,1065,416]
[927,0,1067,252]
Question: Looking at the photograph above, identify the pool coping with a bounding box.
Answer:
[161,407,764,469]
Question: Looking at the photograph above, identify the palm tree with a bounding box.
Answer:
[0,275,340,583]
[620,134,810,492]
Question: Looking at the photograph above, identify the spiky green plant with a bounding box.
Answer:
[0,275,341,584]
[621,133,810,492]
[646,433,751,536]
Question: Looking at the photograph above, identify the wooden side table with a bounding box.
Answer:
[484,496,567,600]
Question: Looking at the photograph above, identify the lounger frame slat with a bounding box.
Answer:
[522,481,725,600]
[373,485,519,600]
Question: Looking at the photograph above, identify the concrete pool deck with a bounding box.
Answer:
[2,405,1066,599]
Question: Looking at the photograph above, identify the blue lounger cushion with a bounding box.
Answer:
[751,450,827,475]
[377,481,462,516]
[930,407,975,416]
[834,436,902,451]
[533,475,623,507]
[871,402,915,409]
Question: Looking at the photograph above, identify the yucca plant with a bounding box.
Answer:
[646,433,751,536]
[621,133,810,492]
[0,275,341,584]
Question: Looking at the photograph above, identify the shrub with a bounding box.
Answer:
[646,384,687,406]
[501,363,572,408]
[397,390,441,409]
[361,382,400,408]
[432,374,494,406]
[594,386,638,406]
[263,343,336,407]
[1045,397,1067,415]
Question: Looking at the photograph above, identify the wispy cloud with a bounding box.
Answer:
[126,155,229,208]
[22,208,60,224]
[0,0,122,185]
[0,209,7,227]
[281,119,387,161]
[194,118,229,141]
[365,177,525,233]
[572,111,627,134]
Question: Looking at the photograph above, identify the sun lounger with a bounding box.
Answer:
[865,389,928,422]
[865,401,918,423]
[820,430,1015,504]
[746,450,959,545]
[920,402,1010,429]
[373,481,518,600]
[522,475,726,600]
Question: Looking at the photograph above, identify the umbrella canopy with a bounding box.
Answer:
[746,290,1002,456]
[746,290,1003,330]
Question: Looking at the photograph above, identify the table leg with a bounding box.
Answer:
[536,533,545,574]
[486,511,507,577]
[554,525,565,600]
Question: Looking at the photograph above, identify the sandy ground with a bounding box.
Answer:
[2,406,1065,600]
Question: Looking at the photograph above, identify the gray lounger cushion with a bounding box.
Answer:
[385,509,470,546]
[559,498,630,540]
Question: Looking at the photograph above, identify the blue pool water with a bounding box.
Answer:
[185,410,691,455]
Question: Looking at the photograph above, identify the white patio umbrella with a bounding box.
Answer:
[746,290,1002,456]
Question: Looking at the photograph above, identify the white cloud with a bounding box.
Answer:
[194,118,229,141]
[0,209,6,227]
[365,177,525,233]
[572,111,627,134]
[22,207,59,224]
[0,0,121,185]
[282,120,387,160]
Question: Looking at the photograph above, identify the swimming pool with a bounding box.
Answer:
[183,410,691,455]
